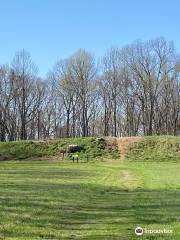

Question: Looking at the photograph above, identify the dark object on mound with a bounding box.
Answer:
[67,144,84,153]
[96,137,105,142]
[0,154,10,161]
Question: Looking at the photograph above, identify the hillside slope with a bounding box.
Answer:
[106,136,142,159]
[0,137,119,161]
[125,136,180,161]
[0,136,179,162]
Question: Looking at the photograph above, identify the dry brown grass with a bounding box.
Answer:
[106,136,142,159]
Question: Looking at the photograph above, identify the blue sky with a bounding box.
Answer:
[0,0,179,77]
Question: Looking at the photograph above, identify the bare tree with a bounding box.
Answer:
[68,49,97,137]
[11,50,38,140]
[121,38,180,135]
[0,38,179,142]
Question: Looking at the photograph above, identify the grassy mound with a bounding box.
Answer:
[126,136,180,161]
[0,137,119,161]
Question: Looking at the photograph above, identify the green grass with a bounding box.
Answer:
[126,136,180,162]
[0,137,119,160]
[0,136,179,239]
[0,160,180,239]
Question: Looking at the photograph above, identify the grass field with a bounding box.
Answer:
[0,136,180,239]
[0,160,180,239]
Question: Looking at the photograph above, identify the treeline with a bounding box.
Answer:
[0,37,180,141]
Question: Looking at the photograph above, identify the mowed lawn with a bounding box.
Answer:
[0,160,180,239]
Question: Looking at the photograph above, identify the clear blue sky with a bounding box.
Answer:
[0,0,179,77]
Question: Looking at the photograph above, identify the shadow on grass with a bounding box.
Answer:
[0,181,180,239]
[0,167,95,178]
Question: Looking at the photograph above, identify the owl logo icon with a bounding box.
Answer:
[135,226,144,236]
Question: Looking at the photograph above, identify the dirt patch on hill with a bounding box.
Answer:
[0,154,15,161]
[106,136,142,159]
